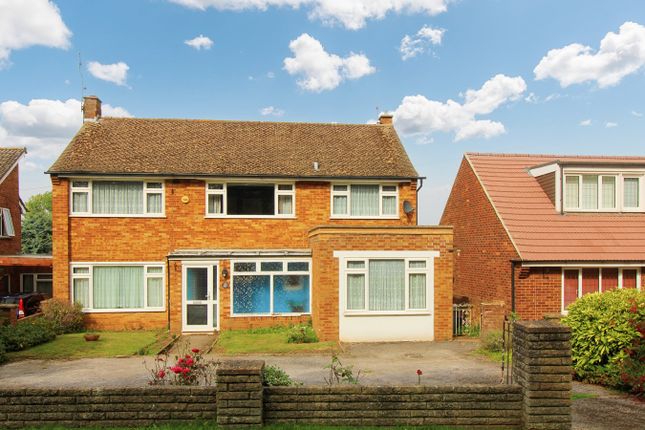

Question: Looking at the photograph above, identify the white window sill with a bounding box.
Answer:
[343,311,431,317]
[330,215,400,220]
[82,308,166,313]
[70,214,166,218]
[205,215,296,219]
[230,312,311,318]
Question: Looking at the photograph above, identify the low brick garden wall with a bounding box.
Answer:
[0,387,217,429]
[0,320,571,430]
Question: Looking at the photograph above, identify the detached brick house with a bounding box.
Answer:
[48,96,453,342]
[442,153,644,321]
[0,147,52,297]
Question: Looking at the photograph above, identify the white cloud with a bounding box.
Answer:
[605,121,618,128]
[267,71,275,78]
[393,74,526,142]
[0,0,72,67]
[87,61,130,86]
[283,33,375,92]
[169,0,450,30]
[534,21,645,88]
[400,25,444,60]
[632,110,643,117]
[579,119,592,126]
[185,35,214,50]
[0,98,130,161]
[260,106,285,116]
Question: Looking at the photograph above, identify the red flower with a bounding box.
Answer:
[170,366,182,374]
[157,370,166,379]
[185,354,191,359]
[182,368,190,374]
[185,358,194,366]
[191,348,200,353]
[416,369,423,376]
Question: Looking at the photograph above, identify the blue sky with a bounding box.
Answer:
[1,0,644,223]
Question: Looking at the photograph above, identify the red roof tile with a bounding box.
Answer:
[466,153,645,262]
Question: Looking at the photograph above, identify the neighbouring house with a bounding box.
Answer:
[47,96,453,342]
[442,152,644,324]
[0,148,52,297]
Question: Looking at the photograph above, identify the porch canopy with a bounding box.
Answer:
[0,255,52,267]
[167,249,311,260]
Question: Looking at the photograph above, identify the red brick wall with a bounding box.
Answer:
[308,227,453,341]
[440,158,519,317]
[0,166,22,255]
[52,178,419,331]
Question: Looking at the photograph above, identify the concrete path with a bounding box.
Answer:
[571,382,645,430]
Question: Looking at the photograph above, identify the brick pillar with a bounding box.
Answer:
[512,320,572,430]
[216,360,265,427]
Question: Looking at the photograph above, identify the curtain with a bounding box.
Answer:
[382,196,396,215]
[565,176,579,208]
[147,277,163,307]
[409,274,426,309]
[351,185,379,216]
[346,274,365,310]
[368,260,405,311]
[93,266,143,309]
[581,175,598,209]
[92,181,143,214]
[601,176,616,209]
[73,278,90,308]
[146,193,162,213]
[333,196,347,215]
[208,194,223,214]
[278,195,293,215]
[624,178,640,207]
[72,192,88,212]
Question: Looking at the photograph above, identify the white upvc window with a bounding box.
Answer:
[337,253,435,314]
[331,183,399,218]
[564,172,644,212]
[230,259,311,316]
[70,180,165,217]
[20,273,53,297]
[205,182,295,218]
[0,207,15,238]
[70,263,165,312]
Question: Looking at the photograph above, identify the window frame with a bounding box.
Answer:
[330,182,400,219]
[230,258,312,317]
[335,251,438,316]
[205,182,296,218]
[70,262,166,312]
[20,273,53,295]
[561,266,642,314]
[0,207,15,238]
[563,170,645,213]
[69,179,165,217]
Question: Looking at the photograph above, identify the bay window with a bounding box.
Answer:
[331,184,398,218]
[71,263,165,311]
[70,180,164,216]
[206,183,295,217]
[344,257,430,313]
[231,260,310,315]
[564,173,643,212]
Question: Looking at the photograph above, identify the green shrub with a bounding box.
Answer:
[0,340,6,364]
[0,318,56,352]
[262,364,298,386]
[40,298,85,334]
[286,323,318,344]
[481,330,504,353]
[563,289,645,386]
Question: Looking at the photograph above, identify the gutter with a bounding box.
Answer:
[46,171,427,181]
[511,261,516,313]
[415,178,424,225]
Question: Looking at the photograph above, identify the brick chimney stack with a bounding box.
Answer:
[378,113,393,125]
[82,96,102,122]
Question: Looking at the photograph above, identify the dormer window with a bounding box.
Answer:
[564,172,643,212]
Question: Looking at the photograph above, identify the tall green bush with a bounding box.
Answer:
[40,298,85,334]
[562,289,645,387]
[0,318,56,352]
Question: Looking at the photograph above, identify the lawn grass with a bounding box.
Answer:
[472,347,504,364]
[214,326,336,355]
[8,331,161,360]
[571,392,599,400]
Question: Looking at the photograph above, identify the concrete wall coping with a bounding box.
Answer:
[514,320,571,334]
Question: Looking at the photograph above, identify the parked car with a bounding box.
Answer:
[0,292,46,317]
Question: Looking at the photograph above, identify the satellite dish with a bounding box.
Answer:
[403,200,415,214]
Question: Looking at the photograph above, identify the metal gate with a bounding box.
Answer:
[452,303,473,336]
[501,315,513,384]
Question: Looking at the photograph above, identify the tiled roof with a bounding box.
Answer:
[48,118,419,179]
[466,153,645,262]
[0,147,25,180]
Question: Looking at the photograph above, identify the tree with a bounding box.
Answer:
[21,192,52,254]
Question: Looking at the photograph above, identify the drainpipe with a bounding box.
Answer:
[416,178,423,226]
[166,256,171,331]
[511,261,516,312]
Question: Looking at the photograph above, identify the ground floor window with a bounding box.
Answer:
[336,252,435,314]
[20,273,53,297]
[71,263,165,311]
[231,259,310,315]
[562,267,641,311]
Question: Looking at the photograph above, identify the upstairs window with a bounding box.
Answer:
[70,180,164,216]
[206,183,295,217]
[331,184,398,218]
[564,173,642,212]
[0,208,15,237]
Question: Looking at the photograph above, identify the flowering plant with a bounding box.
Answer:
[145,346,219,386]
[416,369,423,385]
